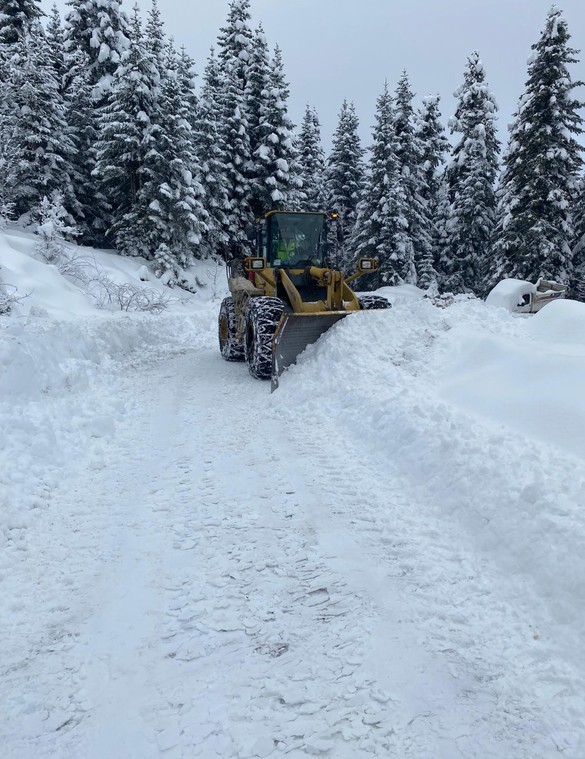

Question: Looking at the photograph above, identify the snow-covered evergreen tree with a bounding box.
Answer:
[444,51,500,293]
[0,26,79,222]
[245,25,269,147]
[45,6,107,241]
[490,7,583,288]
[45,4,66,91]
[93,6,159,255]
[34,192,79,262]
[253,44,301,212]
[325,100,364,269]
[195,48,231,259]
[393,71,425,286]
[351,83,408,284]
[221,57,254,255]
[62,44,110,243]
[144,0,164,61]
[244,23,271,216]
[0,0,42,46]
[416,94,450,289]
[217,0,253,86]
[215,0,256,255]
[573,177,585,285]
[297,105,327,210]
[63,0,130,100]
[139,41,208,282]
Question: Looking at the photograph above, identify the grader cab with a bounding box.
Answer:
[218,210,390,388]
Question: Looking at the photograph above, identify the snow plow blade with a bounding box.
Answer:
[271,312,348,391]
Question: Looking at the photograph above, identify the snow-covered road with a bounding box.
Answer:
[3,303,585,758]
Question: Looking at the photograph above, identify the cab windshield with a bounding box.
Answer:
[267,212,327,267]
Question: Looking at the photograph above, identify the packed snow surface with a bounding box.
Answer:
[2,227,585,758]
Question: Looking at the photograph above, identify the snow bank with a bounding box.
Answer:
[275,296,585,648]
[0,311,212,401]
[0,227,223,554]
[527,297,585,346]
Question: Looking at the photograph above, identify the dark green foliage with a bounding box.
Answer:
[0,0,42,46]
[325,100,365,270]
[416,95,449,290]
[490,8,583,288]
[297,105,327,211]
[444,51,500,293]
[351,83,410,285]
[0,28,78,222]
[63,0,130,99]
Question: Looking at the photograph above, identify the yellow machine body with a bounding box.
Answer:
[223,210,382,387]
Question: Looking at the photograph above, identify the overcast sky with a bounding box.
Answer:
[52,0,585,151]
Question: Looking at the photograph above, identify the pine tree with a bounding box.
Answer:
[140,41,208,282]
[244,25,301,215]
[45,4,66,91]
[222,57,254,256]
[244,23,271,216]
[259,44,302,211]
[351,83,407,284]
[217,0,253,86]
[245,24,269,148]
[433,178,454,290]
[63,0,130,100]
[0,26,78,222]
[297,105,327,210]
[46,6,107,241]
[215,0,255,255]
[34,192,79,262]
[393,71,425,286]
[445,51,500,293]
[195,48,231,259]
[144,0,164,61]
[573,177,585,285]
[61,44,111,243]
[0,0,42,46]
[94,6,159,255]
[325,100,365,269]
[416,94,450,289]
[490,7,583,289]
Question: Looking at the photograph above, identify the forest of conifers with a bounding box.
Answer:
[0,0,583,294]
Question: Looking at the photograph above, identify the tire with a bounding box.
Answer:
[218,297,245,361]
[358,294,392,310]
[244,297,285,379]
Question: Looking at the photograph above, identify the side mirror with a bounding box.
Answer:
[244,257,265,272]
[357,257,379,273]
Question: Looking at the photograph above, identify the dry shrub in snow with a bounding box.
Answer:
[0,282,27,315]
[56,251,170,313]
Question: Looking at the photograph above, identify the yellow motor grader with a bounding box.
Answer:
[218,210,390,388]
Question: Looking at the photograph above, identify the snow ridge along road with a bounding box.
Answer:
[2,300,585,758]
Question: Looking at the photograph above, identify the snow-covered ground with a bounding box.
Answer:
[2,226,585,758]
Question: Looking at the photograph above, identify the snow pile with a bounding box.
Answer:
[0,226,223,550]
[276,295,585,661]
[0,225,225,319]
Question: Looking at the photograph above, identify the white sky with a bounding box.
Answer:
[50,0,585,151]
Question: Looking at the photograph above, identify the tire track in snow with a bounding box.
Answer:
[3,348,392,758]
[275,391,585,758]
[5,338,583,759]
